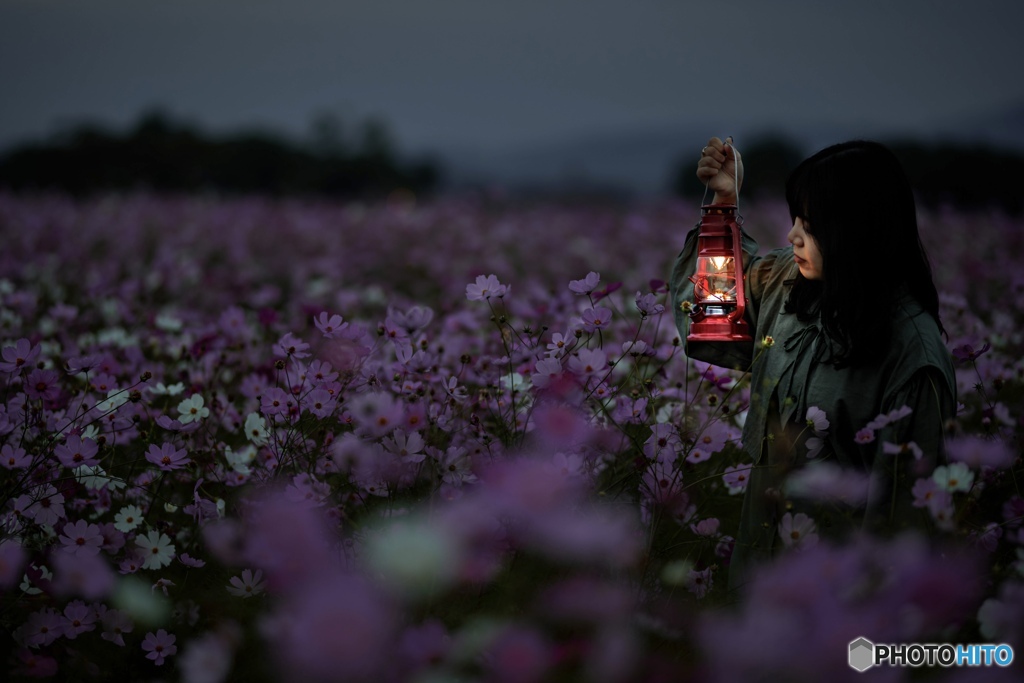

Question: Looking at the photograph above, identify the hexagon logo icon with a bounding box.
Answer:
[849,637,874,672]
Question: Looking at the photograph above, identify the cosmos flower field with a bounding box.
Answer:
[0,191,1022,682]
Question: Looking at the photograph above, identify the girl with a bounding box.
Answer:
[670,137,956,588]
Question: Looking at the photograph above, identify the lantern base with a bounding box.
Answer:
[687,317,752,343]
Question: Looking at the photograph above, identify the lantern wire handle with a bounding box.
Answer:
[700,136,740,215]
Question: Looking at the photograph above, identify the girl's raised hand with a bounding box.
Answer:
[696,136,743,204]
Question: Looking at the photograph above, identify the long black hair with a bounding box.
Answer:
[783,140,945,368]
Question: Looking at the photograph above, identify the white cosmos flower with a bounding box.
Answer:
[114,505,144,532]
[136,530,176,570]
[176,395,209,424]
[226,569,266,598]
[243,412,269,446]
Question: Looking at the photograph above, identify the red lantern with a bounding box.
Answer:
[687,204,752,343]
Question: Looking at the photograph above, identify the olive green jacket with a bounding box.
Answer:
[669,225,956,589]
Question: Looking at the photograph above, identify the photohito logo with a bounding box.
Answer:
[848,637,1015,671]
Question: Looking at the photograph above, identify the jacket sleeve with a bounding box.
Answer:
[668,223,766,372]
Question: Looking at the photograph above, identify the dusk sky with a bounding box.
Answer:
[3,0,1023,161]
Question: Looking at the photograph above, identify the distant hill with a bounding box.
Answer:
[0,110,441,200]
[435,103,1024,210]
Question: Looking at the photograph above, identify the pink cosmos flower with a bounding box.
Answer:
[259,386,293,418]
[1,443,31,469]
[178,553,206,568]
[691,420,732,456]
[635,290,665,316]
[387,305,434,332]
[22,608,64,648]
[65,353,102,375]
[383,429,426,463]
[26,485,66,526]
[805,435,826,459]
[273,332,311,359]
[303,387,336,419]
[531,357,563,389]
[142,629,177,665]
[348,391,404,438]
[569,271,601,294]
[690,518,721,537]
[98,523,126,554]
[951,341,991,362]
[621,340,650,357]
[580,306,612,332]
[545,331,573,357]
[24,368,60,401]
[0,338,40,373]
[685,447,712,464]
[145,442,190,471]
[640,461,691,526]
[100,609,133,647]
[227,568,266,598]
[568,348,607,377]
[54,434,100,469]
[592,281,622,301]
[306,359,339,385]
[59,519,104,557]
[643,423,682,463]
[613,396,648,425]
[119,552,144,574]
[805,406,830,435]
[465,274,507,300]
[865,404,913,431]
[62,600,97,639]
[722,464,751,494]
[970,523,1003,552]
[854,427,875,444]
[314,311,349,338]
[436,446,477,486]
[380,316,410,344]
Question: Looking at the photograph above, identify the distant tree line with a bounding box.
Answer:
[671,133,1024,215]
[0,110,441,199]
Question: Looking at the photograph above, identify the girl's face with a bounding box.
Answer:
[787,217,823,280]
